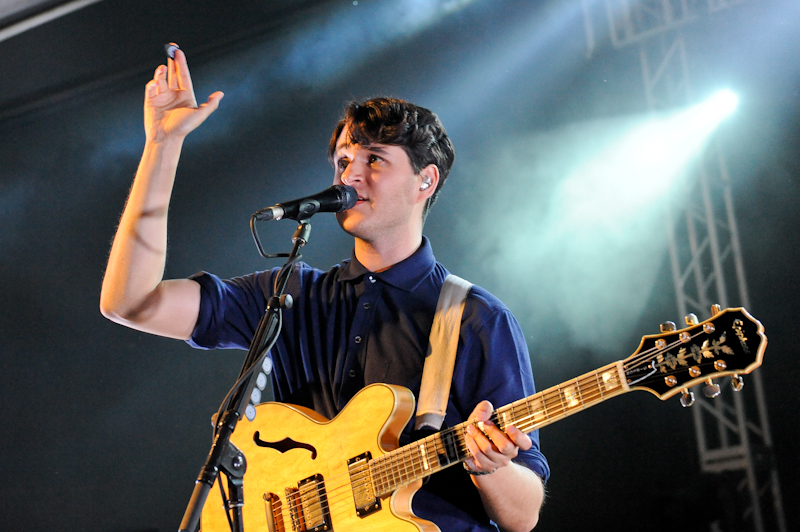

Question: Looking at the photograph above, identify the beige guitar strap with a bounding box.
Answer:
[415,274,473,431]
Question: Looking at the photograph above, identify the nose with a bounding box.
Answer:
[340,160,365,187]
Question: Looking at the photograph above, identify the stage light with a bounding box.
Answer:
[456,89,741,355]
[705,89,739,119]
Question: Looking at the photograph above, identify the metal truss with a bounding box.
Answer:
[584,1,785,531]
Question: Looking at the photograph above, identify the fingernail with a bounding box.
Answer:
[165,43,180,60]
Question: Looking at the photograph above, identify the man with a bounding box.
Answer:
[101,47,548,532]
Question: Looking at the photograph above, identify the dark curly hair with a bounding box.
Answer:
[328,97,455,221]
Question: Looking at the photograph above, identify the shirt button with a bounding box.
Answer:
[368,275,376,283]
[354,336,362,343]
[363,302,371,309]
[349,369,356,378]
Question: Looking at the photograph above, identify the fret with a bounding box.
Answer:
[376,456,388,493]
[371,362,633,496]
[369,460,382,496]
[430,434,444,470]
[556,384,568,415]
[396,446,406,487]
[594,370,605,400]
[390,453,400,488]
[561,381,581,409]
[585,373,601,404]
[419,443,430,472]
[524,395,534,431]
[401,444,412,484]
[539,393,551,422]
[575,379,586,406]
[529,394,548,427]
[600,366,619,394]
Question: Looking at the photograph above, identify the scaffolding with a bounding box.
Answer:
[583,1,785,531]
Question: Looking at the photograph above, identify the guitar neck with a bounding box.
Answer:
[369,361,629,496]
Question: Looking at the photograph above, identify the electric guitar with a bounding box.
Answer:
[199,306,766,532]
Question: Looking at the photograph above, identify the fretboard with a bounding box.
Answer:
[368,361,628,496]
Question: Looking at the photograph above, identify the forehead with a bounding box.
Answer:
[334,124,395,155]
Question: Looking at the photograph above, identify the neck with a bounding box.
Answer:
[354,233,423,272]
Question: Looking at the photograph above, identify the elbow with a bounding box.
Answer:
[99,284,140,326]
[99,291,126,324]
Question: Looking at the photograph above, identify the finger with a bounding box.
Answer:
[196,91,224,116]
[464,429,493,470]
[467,424,500,458]
[145,79,158,99]
[173,48,195,94]
[176,91,224,134]
[153,64,166,81]
[167,56,178,90]
[478,422,516,455]
[151,65,167,96]
[505,425,532,451]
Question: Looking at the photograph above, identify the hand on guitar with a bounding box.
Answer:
[464,400,543,531]
[464,400,532,474]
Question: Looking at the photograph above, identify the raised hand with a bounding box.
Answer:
[143,45,224,143]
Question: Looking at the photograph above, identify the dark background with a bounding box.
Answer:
[1,1,797,531]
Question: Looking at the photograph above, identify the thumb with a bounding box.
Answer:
[196,91,224,119]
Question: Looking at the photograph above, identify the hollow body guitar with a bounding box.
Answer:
[199,307,766,532]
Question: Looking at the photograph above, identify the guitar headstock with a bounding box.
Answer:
[622,307,766,402]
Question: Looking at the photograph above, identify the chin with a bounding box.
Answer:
[336,212,362,238]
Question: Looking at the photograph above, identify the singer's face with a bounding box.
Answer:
[332,125,427,243]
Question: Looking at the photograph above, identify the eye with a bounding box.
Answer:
[367,154,382,164]
[337,158,350,171]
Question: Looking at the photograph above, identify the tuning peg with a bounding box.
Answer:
[685,313,699,326]
[710,304,721,316]
[731,374,744,392]
[703,379,721,398]
[660,321,676,333]
[680,389,695,408]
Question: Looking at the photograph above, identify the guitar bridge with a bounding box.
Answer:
[263,492,286,532]
[287,474,331,532]
[347,452,381,517]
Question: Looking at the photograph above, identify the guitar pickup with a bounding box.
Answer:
[347,452,381,517]
[286,474,331,532]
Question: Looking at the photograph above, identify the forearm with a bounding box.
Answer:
[100,138,184,324]
[473,462,544,532]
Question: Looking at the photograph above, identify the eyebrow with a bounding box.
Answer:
[335,141,390,155]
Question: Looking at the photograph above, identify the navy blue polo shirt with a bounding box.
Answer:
[188,237,549,531]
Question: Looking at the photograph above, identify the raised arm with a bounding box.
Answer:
[100,46,224,340]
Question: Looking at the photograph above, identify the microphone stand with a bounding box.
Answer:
[178,219,312,532]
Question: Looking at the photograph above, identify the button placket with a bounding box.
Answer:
[344,277,379,383]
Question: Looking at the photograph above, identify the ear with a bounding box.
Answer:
[417,164,440,201]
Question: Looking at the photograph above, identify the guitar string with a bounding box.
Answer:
[242,327,726,524]
[622,328,712,372]
[262,349,711,523]
[253,429,463,524]
[259,360,667,523]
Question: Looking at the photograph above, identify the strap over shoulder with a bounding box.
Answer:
[415,274,473,431]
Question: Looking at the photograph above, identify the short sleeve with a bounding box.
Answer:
[186,270,274,350]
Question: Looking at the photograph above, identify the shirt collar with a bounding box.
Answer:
[338,236,436,292]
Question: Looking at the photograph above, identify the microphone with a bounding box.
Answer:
[253,185,358,221]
